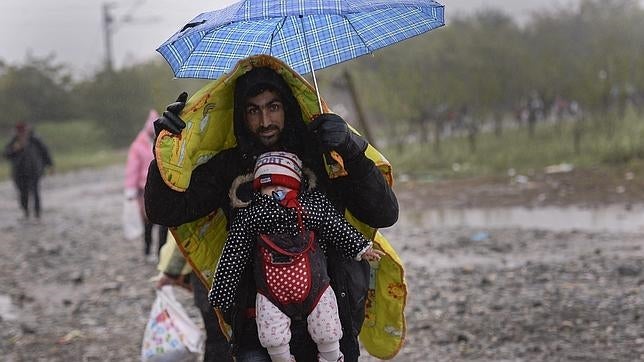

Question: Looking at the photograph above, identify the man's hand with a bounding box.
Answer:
[153,272,192,291]
[153,92,188,137]
[360,247,385,262]
[308,113,368,161]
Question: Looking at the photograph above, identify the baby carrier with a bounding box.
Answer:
[254,230,330,319]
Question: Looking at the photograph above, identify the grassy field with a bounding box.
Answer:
[382,111,644,181]
[1,112,643,183]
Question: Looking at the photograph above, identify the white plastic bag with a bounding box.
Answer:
[141,286,205,362]
[122,198,143,240]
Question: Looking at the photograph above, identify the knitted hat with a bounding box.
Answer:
[253,151,303,191]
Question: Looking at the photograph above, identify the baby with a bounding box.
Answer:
[209,151,382,362]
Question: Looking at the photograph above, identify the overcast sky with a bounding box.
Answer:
[0,0,581,77]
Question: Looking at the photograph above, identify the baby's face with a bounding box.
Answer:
[260,185,292,196]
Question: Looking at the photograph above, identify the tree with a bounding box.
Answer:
[73,59,206,147]
[0,55,75,128]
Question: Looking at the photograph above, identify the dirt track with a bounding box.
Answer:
[1,165,644,361]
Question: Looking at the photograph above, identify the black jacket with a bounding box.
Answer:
[145,143,397,228]
[145,73,397,361]
[3,133,53,181]
[209,189,373,313]
[146,139,397,361]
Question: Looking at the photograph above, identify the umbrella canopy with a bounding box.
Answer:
[157,0,445,80]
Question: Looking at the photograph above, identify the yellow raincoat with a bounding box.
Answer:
[154,55,407,359]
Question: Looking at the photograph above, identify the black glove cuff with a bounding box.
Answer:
[339,132,368,162]
[153,120,166,138]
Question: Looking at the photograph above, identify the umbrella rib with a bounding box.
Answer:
[269,17,288,56]
[344,14,374,54]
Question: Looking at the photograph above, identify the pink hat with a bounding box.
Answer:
[253,151,302,191]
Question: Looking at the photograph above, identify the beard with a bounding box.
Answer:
[254,125,282,147]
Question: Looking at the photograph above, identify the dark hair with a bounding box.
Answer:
[233,67,312,161]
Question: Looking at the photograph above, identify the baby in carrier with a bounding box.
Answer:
[209,151,382,362]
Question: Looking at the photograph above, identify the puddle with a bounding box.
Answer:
[400,204,644,233]
[0,294,18,321]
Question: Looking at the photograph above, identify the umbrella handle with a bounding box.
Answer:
[309,67,323,113]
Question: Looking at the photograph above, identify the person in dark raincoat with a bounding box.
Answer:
[3,121,53,220]
[145,65,398,362]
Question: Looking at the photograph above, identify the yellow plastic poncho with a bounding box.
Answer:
[154,54,407,359]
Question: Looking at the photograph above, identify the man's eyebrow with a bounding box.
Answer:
[246,97,283,108]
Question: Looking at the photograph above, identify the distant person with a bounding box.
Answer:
[3,121,53,220]
[209,151,384,362]
[125,110,168,262]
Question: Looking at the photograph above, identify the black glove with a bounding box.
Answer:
[308,113,368,161]
[153,92,188,137]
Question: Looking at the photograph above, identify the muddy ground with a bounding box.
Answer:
[1,165,643,361]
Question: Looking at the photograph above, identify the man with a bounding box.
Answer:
[3,121,53,220]
[145,64,398,361]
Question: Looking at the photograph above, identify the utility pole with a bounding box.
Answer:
[101,1,158,72]
[102,2,116,72]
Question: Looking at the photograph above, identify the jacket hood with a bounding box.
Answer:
[153,54,344,192]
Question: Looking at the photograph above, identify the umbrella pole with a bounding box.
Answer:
[299,15,323,113]
[308,60,323,114]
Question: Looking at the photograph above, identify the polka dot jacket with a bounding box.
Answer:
[208,189,372,312]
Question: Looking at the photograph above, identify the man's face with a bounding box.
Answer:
[244,90,285,147]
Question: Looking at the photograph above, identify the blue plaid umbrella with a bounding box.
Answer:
[157,0,445,106]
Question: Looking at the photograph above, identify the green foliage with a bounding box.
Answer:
[385,112,644,180]
[0,0,643,181]
[0,54,75,128]
[0,56,208,149]
[72,60,207,147]
[0,120,112,156]
[313,0,644,142]
[36,120,113,154]
[0,120,126,180]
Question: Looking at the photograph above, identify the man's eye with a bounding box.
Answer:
[269,103,282,111]
[246,108,258,115]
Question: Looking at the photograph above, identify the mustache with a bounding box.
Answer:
[258,125,280,133]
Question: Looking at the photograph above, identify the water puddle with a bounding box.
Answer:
[400,204,644,233]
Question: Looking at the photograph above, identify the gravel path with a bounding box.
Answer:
[1,165,643,361]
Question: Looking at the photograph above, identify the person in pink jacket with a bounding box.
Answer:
[125,109,168,262]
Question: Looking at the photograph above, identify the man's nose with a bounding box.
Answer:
[260,109,272,127]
